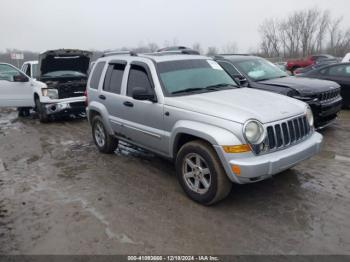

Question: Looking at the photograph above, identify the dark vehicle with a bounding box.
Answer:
[298,62,350,108]
[36,49,92,121]
[294,60,337,75]
[215,55,343,128]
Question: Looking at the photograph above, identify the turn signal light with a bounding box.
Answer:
[222,144,251,153]
[231,165,241,176]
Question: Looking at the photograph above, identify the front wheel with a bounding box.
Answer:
[176,140,232,205]
[35,98,49,123]
[18,107,30,117]
[92,115,119,154]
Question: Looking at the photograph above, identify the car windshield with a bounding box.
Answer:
[42,70,86,78]
[157,59,238,96]
[236,58,287,81]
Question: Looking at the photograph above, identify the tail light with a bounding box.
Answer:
[84,90,88,106]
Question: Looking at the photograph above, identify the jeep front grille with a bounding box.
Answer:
[317,89,340,102]
[266,115,311,151]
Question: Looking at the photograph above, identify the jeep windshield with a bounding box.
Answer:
[236,58,287,82]
[41,70,87,78]
[157,59,238,96]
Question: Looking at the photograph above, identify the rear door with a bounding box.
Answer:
[0,64,34,107]
[99,60,127,136]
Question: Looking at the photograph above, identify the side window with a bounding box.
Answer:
[127,64,153,97]
[89,62,106,89]
[319,68,328,75]
[25,65,31,77]
[328,65,347,77]
[103,63,126,94]
[218,61,241,77]
[0,64,21,82]
[22,64,27,73]
[345,66,350,76]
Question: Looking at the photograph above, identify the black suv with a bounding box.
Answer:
[215,55,343,128]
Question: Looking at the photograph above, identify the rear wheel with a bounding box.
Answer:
[35,98,49,123]
[92,115,118,154]
[176,140,232,205]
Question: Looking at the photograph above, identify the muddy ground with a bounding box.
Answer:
[0,108,349,255]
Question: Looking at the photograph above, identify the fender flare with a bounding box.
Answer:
[170,120,243,158]
[87,102,113,135]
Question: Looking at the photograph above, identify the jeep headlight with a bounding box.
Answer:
[243,120,265,144]
[42,88,58,99]
[306,107,314,127]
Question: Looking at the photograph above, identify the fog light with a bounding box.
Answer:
[223,145,251,153]
[231,165,241,176]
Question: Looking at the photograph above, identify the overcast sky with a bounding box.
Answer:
[1,0,350,53]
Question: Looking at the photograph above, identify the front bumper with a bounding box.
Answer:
[42,98,86,116]
[215,132,323,184]
[308,97,342,128]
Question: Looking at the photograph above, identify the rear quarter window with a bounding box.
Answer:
[89,62,106,89]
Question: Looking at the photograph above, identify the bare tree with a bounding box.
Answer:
[221,42,238,54]
[280,11,303,57]
[206,46,219,56]
[259,19,280,57]
[258,8,350,58]
[314,10,330,53]
[299,9,320,56]
[147,42,159,52]
[192,42,203,54]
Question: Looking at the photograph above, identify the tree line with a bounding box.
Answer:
[259,8,350,58]
[0,42,239,67]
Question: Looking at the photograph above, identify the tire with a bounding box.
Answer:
[176,140,232,205]
[92,115,118,154]
[35,98,49,123]
[18,108,30,117]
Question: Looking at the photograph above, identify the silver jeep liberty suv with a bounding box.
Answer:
[87,50,322,205]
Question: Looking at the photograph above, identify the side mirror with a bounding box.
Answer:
[233,75,248,87]
[13,74,29,83]
[132,87,157,102]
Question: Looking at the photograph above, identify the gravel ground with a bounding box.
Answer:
[0,108,349,255]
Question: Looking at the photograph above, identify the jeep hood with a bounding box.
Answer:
[165,88,307,124]
[38,49,92,77]
[258,76,339,95]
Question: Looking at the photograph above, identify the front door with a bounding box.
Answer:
[120,62,165,154]
[0,64,34,107]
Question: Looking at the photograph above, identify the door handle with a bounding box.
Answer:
[99,95,106,100]
[123,101,134,107]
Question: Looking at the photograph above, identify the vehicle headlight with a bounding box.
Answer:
[42,88,58,99]
[243,120,265,144]
[306,107,314,127]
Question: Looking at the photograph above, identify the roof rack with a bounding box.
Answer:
[214,54,252,59]
[145,49,200,56]
[102,51,138,57]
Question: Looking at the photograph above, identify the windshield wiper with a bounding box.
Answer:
[256,76,287,82]
[205,83,236,90]
[171,84,236,95]
[171,87,206,95]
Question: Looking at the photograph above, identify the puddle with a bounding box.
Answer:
[0,159,5,172]
[334,154,350,163]
[0,110,20,133]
